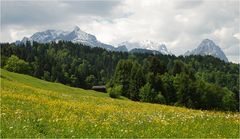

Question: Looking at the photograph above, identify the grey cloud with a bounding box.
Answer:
[1,0,122,27]
[174,0,203,9]
[2,1,66,26]
[59,1,122,16]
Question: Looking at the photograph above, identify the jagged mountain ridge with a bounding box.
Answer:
[20,26,125,52]
[18,27,229,61]
[19,27,172,55]
[184,39,228,62]
[119,40,173,55]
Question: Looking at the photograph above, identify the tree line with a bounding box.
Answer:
[109,58,237,111]
[1,41,239,111]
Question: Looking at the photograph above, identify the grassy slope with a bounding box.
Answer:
[0,69,239,138]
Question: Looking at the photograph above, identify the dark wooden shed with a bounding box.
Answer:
[92,86,107,93]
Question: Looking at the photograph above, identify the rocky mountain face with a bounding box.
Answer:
[19,27,174,55]
[184,39,228,62]
[118,40,173,55]
[114,45,128,52]
[17,27,229,61]
[19,26,124,52]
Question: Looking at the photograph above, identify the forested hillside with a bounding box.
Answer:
[1,41,239,111]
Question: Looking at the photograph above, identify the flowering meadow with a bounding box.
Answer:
[0,69,239,138]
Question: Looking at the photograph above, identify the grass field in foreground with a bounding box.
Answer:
[0,69,239,138]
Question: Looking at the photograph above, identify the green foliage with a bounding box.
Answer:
[85,75,97,88]
[145,56,166,74]
[139,83,153,102]
[113,60,133,97]
[111,57,238,111]
[113,60,145,100]
[4,55,30,74]
[174,73,193,106]
[196,81,237,111]
[196,71,239,102]
[0,55,8,67]
[221,88,237,111]
[155,92,166,104]
[139,82,166,104]
[171,60,186,75]
[146,72,164,93]
[108,85,123,98]
[129,62,145,100]
[42,71,51,81]
[161,73,176,104]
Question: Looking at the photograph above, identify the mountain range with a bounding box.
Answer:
[20,26,127,52]
[18,26,171,54]
[17,26,228,62]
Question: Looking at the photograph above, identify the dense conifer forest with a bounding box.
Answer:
[1,41,239,111]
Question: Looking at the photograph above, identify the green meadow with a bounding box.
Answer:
[0,69,239,138]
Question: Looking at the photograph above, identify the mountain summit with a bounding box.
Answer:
[184,39,228,62]
[119,40,173,55]
[19,26,125,52]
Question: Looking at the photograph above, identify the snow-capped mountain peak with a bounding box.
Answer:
[141,40,173,55]
[65,26,97,45]
[72,26,89,37]
[141,40,158,50]
[119,40,173,55]
[184,39,228,62]
[199,39,218,49]
[157,44,171,55]
[19,26,127,52]
[73,26,81,32]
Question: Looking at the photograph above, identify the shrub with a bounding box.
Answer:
[4,55,30,74]
[108,85,122,98]
[140,83,166,104]
[155,92,166,104]
[139,83,154,102]
[85,75,97,88]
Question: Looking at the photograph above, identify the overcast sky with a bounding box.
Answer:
[1,0,239,62]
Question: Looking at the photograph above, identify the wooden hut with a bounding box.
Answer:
[92,86,107,93]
